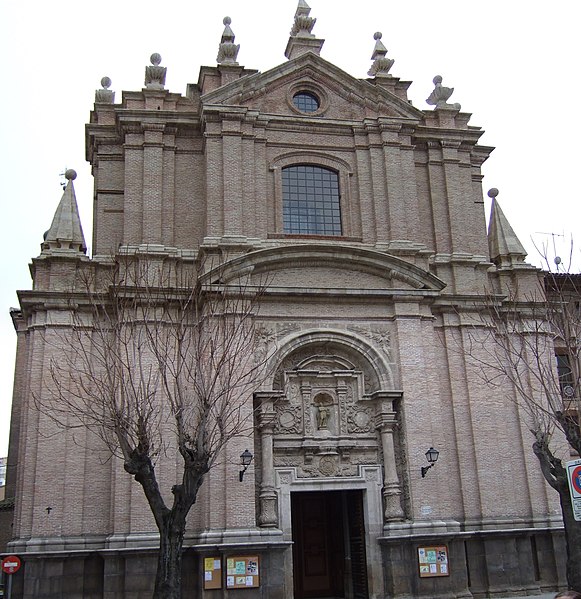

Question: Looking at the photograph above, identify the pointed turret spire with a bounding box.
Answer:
[42,169,87,255]
[217,16,240,65]
[487,188,527,267]
[368,32,394,77]
[285,0,324,60]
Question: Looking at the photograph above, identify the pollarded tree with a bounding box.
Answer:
[462,269,581,591]
[40,250,268,599]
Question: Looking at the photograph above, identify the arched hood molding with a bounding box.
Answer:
[202,244,446,292]
[268,328,396,393]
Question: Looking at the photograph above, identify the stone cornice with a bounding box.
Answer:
[412,126,485,148]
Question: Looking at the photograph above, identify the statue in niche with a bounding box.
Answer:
[317,406,330,429]
[313,392,334,432]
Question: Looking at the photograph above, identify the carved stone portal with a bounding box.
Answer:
[257,334,405,525]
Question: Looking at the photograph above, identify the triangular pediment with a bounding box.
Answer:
[203,244,446,295]
[201,52,424,122]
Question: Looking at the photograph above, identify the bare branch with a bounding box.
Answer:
[33,251,272,595]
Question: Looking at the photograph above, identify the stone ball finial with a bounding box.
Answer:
[65,169,77,181]
[374,32,382,40]
[101,76,112,89]
[433,75,443,85]
[150,53,162,66]
[487,188,499,199]
[223,16,231,25]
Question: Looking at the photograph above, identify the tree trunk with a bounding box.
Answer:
[154,513,187,599]
[556,472,581,592]
[125,454,190,599]
[533,439,581,591]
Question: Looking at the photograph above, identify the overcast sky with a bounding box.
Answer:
[0,0,579,456]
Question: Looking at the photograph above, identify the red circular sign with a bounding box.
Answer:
[1,555,21,574]
[572,465,581,495]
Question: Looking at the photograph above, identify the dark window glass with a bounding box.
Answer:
[556,354,575,398]
[282,165,341,235]
[292,91,320,113]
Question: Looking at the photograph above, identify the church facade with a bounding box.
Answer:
[4,2,568,598]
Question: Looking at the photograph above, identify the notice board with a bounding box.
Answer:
[226,556,260,589]
[203,557,222,590]
[417,545,449,577]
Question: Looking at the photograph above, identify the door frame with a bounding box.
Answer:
[276,465,384,598]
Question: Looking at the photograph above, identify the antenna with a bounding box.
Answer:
[534,231,564,270]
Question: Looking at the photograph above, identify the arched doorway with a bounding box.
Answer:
[255,330,406,599]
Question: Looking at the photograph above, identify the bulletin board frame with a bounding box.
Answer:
[225,555,260,589]
[203,556,222,590]
[417,545,449,578]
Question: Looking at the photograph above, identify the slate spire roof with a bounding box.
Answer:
[487,188,527,266]
[42,169,87,255]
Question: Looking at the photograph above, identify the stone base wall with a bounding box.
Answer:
[380,529,567,599]
[7,544,288,599]
[4,528,567,598]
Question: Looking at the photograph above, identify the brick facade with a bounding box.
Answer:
[4,3,567,598]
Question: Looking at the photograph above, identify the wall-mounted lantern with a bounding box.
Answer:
[421,447,439,478]
[239,449,253,482]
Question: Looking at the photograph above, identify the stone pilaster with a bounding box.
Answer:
[142,123,165,244]
[255,392,282,527]
[381,123,407,241]
[426,140,452,254]
[354,129,377,243]
[123,125,144,245]
[222,114,244,236]
[374,394,405,522]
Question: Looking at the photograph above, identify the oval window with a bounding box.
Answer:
[292,91,320,113]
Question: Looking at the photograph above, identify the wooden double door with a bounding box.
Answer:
[291,490,369,599]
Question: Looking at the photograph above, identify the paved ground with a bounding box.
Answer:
[494,594,555,599]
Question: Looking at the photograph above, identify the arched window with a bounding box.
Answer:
[282,165,342,236]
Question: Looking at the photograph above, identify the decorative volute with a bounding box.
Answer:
[42,169,87,255]
[217,16,240,65]
[285,0,324,60]
[145,53,166,89]
[426,75,461,110]
[368,32,394,77]
[487,188,527,267]
[95,76,115,104]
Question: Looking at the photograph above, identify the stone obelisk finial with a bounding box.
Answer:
[217,16,240,65]
[367,32,394,77]
[285,0,324,60]
[95,77,115,104]
[145,53,166,90]
[426,75,460,110]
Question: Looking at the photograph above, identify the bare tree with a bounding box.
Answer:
[39,251,268,599]
[461,268,581,591]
